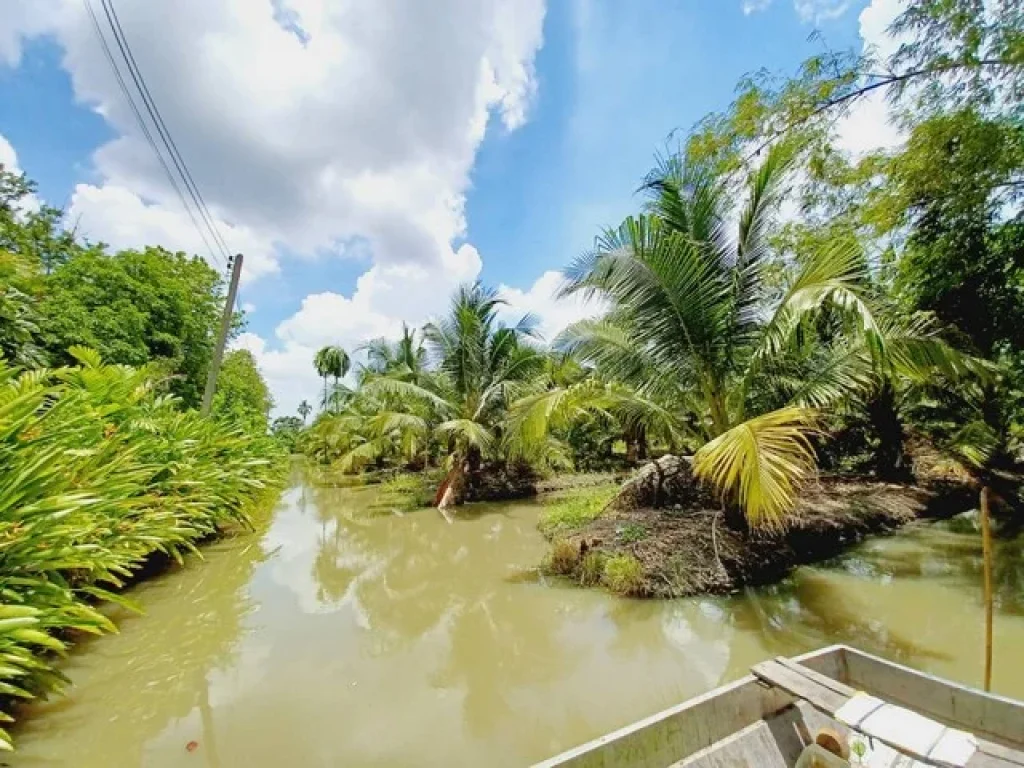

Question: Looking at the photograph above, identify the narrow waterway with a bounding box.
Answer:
[11,466,1024,767]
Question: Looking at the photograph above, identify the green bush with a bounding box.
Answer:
[602,554,644,596]
[0,349,283,748]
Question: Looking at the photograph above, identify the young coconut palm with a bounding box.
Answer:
[548,144,980,528]
[533,145,888,528]
[364,282,545,505]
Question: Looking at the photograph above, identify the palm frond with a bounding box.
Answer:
[693,406,819,528]
[434,419,494,453]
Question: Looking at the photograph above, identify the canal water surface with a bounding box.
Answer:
[11,467,1024,766]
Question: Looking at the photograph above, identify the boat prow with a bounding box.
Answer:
[534,645,1024,767]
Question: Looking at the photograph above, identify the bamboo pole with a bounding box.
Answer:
[981,486,993,692]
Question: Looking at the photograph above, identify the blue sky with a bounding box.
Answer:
[0,0,888,414]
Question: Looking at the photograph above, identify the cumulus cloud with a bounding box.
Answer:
[0,132,41,214]
[68,184,279,281]
[742,0,773,15]
[498,270,605,344]
[2,0,548,413]
[834,0,907,157]
[793,0,851,23]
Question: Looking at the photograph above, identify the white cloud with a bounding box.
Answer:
[834,0,906,157]
[2,0,548,412]
[68,184,279,281]
[498,270,604,344]
[742,0,773,15]
[794,0,851,23]
[0,132,41,214]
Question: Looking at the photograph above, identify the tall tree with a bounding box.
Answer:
[39,246,226,408]
[298,400,312,424]
[211,350,273,434]
[313,345,350,413]
[552,145,963,528]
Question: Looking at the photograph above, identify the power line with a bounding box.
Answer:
[98,0,234,267]
[83,0,222,267]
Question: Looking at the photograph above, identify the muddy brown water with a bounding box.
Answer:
[10,467,1024,767]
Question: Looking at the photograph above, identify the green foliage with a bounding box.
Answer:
[538,484,617,537]
[373,470,445,513]
[617,522,648,544]
[271,416,304,452]
[39,247,226,408]
[602,554,644,596]
[212,350,273,434]
[0,351,283,748]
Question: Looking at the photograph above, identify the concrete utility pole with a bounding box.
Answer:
[201,253,243,416]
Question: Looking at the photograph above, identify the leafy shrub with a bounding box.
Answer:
[602,554,644,596]
[0,349,284,748]
[374,469,445,513]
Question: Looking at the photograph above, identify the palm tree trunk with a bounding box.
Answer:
[723,502,749,534]
[981,486,994,692]
[868,380,910,481]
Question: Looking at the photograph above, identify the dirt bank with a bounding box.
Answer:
[544,475,979,598]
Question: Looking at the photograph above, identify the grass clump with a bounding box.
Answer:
[579,551,606,586]
[546,539,580,575]
[602,554,645,596]
[373,469,444,513]
[538,483,617,537]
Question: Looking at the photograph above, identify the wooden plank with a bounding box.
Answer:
[775,655,857,699]
[977,739,1024,767]
[751,660,850,715]
[671,721,790,768]
[534,647,847,768]
[532,674,794,768]
[843,647,1024,748]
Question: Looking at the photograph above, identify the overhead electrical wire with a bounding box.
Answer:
[98,0,235,267]
[83,0,222,267]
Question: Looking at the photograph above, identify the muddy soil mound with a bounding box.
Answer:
[550,477,978,598]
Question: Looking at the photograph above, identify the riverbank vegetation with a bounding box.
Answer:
[0,166,283,746]
[292,0,1023,597]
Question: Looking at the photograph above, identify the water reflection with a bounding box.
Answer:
[10,467,1024,767]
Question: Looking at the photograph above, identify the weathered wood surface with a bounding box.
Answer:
[531,675,792,768]
[752,659,851,716]
[670,721,789,768]
[843,648,1024,749]
[534,646,1024,768]
[532,646,840,768]
[756,652,1024,768]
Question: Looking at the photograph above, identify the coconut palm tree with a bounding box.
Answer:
[360,324,427,382]
[298,400,312,424]
[520,144,967,528]
[362,282,545,503]
[313,345,350,413]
